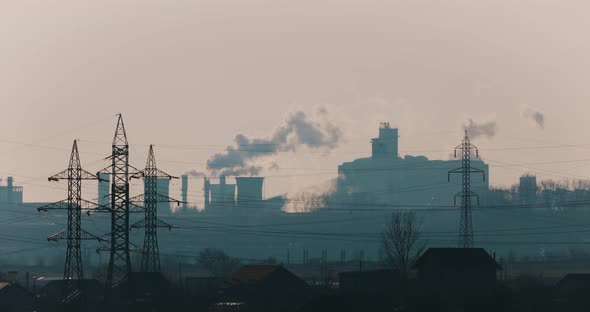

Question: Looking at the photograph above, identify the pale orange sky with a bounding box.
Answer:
[1,0,589,203]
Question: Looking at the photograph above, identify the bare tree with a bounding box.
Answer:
[381,211,424,283]
[197,248,241,277]
[572,179,590,202]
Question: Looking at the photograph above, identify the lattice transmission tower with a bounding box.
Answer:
[448,130,486,248]
[97,114,138,290]
[38,140,103,303]
[130,145,180,272]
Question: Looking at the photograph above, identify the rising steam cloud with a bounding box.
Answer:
[522,106,545,129]
[463,118,497,140]
[184,169,206,178]
[206,109,342,177]
[282,177,338,213]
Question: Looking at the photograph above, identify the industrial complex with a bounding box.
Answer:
[1,117,590,311]
[1,120,589,275]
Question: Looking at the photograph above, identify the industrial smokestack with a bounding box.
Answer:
[236,177,264,209]
[6,177,13,205]
[181,175,188,210]
[204,177,210,210]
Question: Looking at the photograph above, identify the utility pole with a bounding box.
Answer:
[130,145,180,272]
[38,140,103,303]
[448,130,485,248]
[321,249,328,287]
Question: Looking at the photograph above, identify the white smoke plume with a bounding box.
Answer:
[463,118,497,140]
[207,108,342,177]
[282,178,338,213]
[184,169,206,178]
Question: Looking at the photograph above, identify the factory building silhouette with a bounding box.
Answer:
[336,123,489,207]
[0,176,23,206]
[4,122,586,274]
[193,123,489,217]
[5,121,590,312]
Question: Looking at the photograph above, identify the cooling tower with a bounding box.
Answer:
[236,177,264,209]
[181,174,188,209]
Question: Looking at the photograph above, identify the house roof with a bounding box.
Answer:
[0,282,31,297]
[412,248,502,270]
[230,265,283,283]
[225,265,307,289]
[0,282,11,291]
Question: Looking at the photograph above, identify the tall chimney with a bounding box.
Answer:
[204,178,210,210]
[6,177,13,205]
[181,175,188,210]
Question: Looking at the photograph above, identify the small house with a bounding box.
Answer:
[215,265,310,312]
[0,282,34,312]
[412,248,501,298]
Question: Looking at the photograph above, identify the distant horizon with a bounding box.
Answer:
[1,118,579,206]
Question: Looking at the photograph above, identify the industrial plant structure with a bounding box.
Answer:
[5,121,586,269]
[519,175,537,205]
[0,177,23,206]
[192,123,490,216]
[335,123,489,207]
[203,176,265,214]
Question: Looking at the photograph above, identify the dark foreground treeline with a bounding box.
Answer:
[2,271,590,312]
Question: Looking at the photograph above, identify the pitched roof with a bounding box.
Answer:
[0,282,31,296]
[412,248,502,270]
[225,265,308,290]
[0,282,11,291]
[230,265,283,283]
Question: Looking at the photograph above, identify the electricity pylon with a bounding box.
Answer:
[448,130,486,248]
[97,114,139,290]
[130,145,180,272]
[38,140,103,303]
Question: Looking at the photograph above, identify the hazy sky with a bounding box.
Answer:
[1,0,590,204]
